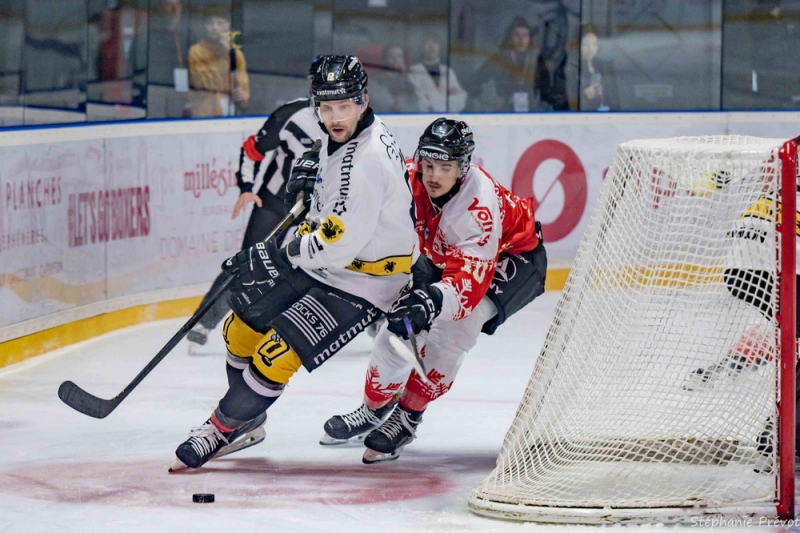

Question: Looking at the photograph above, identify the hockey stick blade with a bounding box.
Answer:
[389,334,432,386]
[58,197,307,419]
[58,380,117,419]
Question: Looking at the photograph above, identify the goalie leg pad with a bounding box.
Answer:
[270,287,380,373]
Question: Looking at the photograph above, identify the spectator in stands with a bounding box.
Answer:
[535,9,578,111]
[470,16,540,112]
[129,0,191,117]
[467,14,569,112]
[188,9,250,117]
[369,44,419,113]
[579,28,619,111]
[408,38,467,112]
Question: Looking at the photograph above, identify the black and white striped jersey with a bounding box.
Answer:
[238,98,321,200]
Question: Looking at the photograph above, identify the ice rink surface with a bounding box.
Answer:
[0,291,796,533]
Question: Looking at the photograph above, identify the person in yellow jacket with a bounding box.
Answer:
[188,10,249,117]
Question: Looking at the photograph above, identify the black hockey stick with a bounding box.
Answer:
[396,316,432,386]
[58,197,307,419]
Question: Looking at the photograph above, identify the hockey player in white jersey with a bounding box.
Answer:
[186,61,321,353]
[683,169,800,391]
[682,168,800,470]
[321,118,548,463]
[171,55,417,470]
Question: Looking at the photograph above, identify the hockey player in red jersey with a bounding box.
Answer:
[322,117,548,463]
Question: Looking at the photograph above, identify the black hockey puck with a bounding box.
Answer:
[192,493,215,503]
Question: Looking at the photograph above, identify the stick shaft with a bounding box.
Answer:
[58,198,306,418]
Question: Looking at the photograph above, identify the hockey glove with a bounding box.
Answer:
[285,140,321,212]
[386,284,443,337]
[224,239,297,331]
[222,238,293,289]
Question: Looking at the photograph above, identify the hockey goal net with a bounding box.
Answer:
[470,136,797,524]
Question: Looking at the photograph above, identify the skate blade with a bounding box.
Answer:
[187,342,199,355]
[216,426,266,459]
[168,458,189,472]
[362,446,403,464]
[319,433,367,446]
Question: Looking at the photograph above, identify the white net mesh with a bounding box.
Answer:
[470,136,790,523]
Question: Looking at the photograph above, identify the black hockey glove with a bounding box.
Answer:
[386,284,443,337]
[223,239,298,331]
[285,140,321,212]
[222,238,293,289]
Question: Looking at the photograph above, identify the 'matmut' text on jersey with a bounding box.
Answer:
[289,110,418,311]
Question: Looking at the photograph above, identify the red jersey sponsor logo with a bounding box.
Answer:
[467,197,493,246]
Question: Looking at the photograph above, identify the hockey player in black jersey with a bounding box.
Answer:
[186,69,321,353]
[170,55,418,470]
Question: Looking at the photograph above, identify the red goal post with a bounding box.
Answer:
[469,136,798,524]
[777,136,796,521]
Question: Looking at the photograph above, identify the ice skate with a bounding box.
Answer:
[170,412,267,471]
[682,354,749,391]
[186,324,211,355]
[362,405,421,464]
[682,352,767,392]
[684,324,771,392]
[320,401,396,446]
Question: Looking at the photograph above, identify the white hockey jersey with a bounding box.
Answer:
[727,190,800,275]
[288,110,418,311]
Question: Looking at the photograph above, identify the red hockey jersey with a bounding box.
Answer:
[411,163,539,321]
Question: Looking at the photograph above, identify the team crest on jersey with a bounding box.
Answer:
[320,215,345,244]
[468,198,493,246]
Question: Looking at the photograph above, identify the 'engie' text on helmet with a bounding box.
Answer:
[419,149,451,161]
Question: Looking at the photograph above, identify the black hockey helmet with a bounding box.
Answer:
[308,55,323,78]
[310,55,368,103]
[416,118,475,179]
